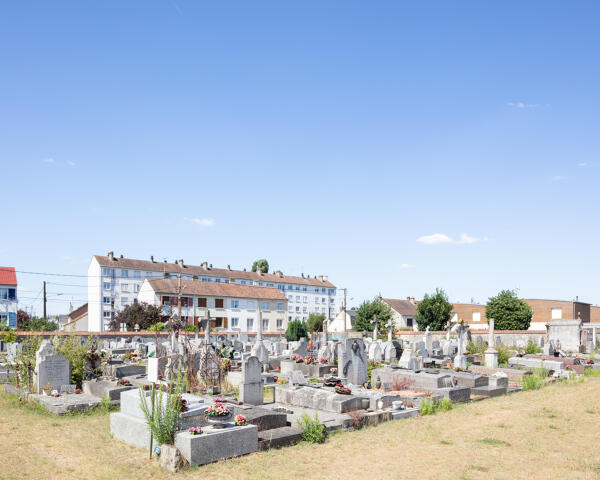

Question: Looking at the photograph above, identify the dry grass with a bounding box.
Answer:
[3,378,600,480]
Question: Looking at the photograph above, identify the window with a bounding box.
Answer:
[102,268,114,276]
[287,285,293,290]
[146,272,153,277]
[198,297,207,307]
[296,306,300,313]
[103,311,111,318]
[322,297,326,303]
[122,297,129,305]
[259,282,264,286]
[322,288,326,293]
[231,300,239,308]
[303,306,307,313]
[261,301,269,311]
[247,318,254,329]
[303,296,307,303]
[315,288,319,293]
[551,308,562,320]
[231,317,239,328]
[302,287,307,292]
[263,319,269,330]
[267,283,274,287]
[134,284,140,293]
[121,270,129,278]
[328,289,335,295]
[133,271,141,278]
[276,303,283,311]
[277,319,283,329]
[121,284,128,291]
[295,286,300,291]
[288,295,293,301]
[296,295,300,301]
[406,318,413,327]
[103,297,111,304]
[215,298,224,308]
[288,305,293,312]
[315,307,320,313]
[472,311,481,322]
[215,278,221,283]
[103,282,112,290]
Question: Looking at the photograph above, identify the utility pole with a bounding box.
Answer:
[43,281,47,321]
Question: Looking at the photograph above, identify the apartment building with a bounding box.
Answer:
[88,252,337,332]
[0,267,18,329]
[451,299,591,330]
[138,279,287,332]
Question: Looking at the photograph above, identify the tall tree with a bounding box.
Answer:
[306,313,326,333]
[416,288,453,331]
[17,309,31,329]
[285,319,308,341]
[109,302,164,331]
[354,297,392,333]
[486,290,532,330]
[251,259,269,273]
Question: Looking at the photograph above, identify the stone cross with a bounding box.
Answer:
[385,320,394,342]
[371,315,378,340]
[488,318,495,346]
[203,310,211,346]
[453,320,467,369]
[322,314,328,345]
[256,304,263,341]
[446,321,451,341]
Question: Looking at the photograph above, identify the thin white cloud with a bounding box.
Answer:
[43,157,55,164]
[507,101,540,109]
[553,175,565,181]
[417,233,453,245]
[577,162,588,167]
[457,233,480,244]
[417,233,487,245]
[399,263,414,269]
[185,217,215,227]
[67,161,76,167]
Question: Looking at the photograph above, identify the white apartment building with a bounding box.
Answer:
[138,278,288,333]
[0,267,18,329]
[88,252,337,332]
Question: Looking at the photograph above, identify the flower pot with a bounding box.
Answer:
[204,412,233,428]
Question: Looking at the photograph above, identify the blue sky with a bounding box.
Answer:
[1,1,599,315]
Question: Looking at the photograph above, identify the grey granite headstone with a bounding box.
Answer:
[338,338,367,385]
[239,356,264,406]
[34,340,71,393]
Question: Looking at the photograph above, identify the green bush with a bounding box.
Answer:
[367,360,384,381]
[55,334,96,388]
[185,324,199,332]
[466,340,487,355]
[524,340,542,354]
[147,322,165,332]
[419,398,436,415]
[285,320,308,342]
[520,367,547,391]
[2,329,17,343]
[297,412,325,443]
[584,367,600,377]
[496,344,512,366]
[437,397,453,411]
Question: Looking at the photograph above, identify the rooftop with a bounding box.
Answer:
[145,278,288,301]
[0,267,17,286]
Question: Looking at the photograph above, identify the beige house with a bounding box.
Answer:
[60,303,89,331]
[381,297,418,331]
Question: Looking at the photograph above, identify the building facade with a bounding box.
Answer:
[88,253,336,332]
[0,267,18,329]
[138,278,288,333]
[450,299,591,331]
[381,297,418,330]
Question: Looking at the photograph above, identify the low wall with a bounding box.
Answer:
[393,330,546,347]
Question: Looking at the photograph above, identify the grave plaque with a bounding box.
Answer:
[34,340,71,393]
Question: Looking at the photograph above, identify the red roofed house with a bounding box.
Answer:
[0,267,18,329]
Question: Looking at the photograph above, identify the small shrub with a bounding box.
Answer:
[2,329,17,343]
[521,370,545,391]
[495,344,512,366]
[100,393,111,412]
[346,410,365,430]
[524,340,542,354]
[584,367,600,377]
[185,324,199,332]
[437,397,453,412]
[466,340,487,355]
[392,375,414,391]
[367,360,384,381]
[419,398,436,415]
[297,412,325,443]
[147,322,165,332]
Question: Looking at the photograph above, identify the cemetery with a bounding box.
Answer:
[2,315,600,475]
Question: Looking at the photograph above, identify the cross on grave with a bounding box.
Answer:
[371,315,378,340]
[385,320,394,342]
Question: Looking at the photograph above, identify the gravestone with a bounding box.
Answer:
[147,357,167,383]
[382,341,397,364]
[543,340,555,356]
[368,342,383,362]
[398,348,419,370]
[337,338,367,385]
[484,318,498,368]
[6,342,22,363]
[239,356,264,406]
[34,340,71,393]
[289,370,308,385]
[292,340,309,358]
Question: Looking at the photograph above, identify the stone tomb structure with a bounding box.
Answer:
[337,338,367,386]
[239,356,264,406]
[34,340,71,393]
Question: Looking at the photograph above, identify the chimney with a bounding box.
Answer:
[178,259,185,268]
[301,273,305,278]
[209,264,213,269]
[227,264,231,270]
[120,254,123,259]
[201,261,208,270]
[150,255,155,263]
[243,268,247,271]
[108,251,114,261]
[318,275,327,282]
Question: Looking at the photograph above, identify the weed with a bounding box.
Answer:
[100,393,111,413]
[419,398,436,415]
[437,398,453,411]
[346,410,365,430]
[297,412,325,443]
[479,437,510,447]
[440,440,453,445]
[524,340,542,354]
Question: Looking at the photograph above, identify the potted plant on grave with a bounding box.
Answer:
[188,426,203,436]
[221,358,231,372]
[41,383,52,396]
[292,354,304,363]
[234,414,247,426]
[304,354,314,365]
[117,378,132,386]
[203,401,233,427]
[74,388,82,394]
[320,357,328,364]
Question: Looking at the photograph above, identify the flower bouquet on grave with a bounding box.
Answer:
[335,384,351,395]
[41,383,52,395]
[276,377,288,385]
[117,378,132,386]
[330,367,337,375]
[304,354,314,365]
[320,357,328,364]
[292,354,304,363]
[178,395,188,412]
[234,415,248,426]
[51,390,61,397]
[74,388,82,394]
[188,426,203,435]
[221,358,231,371]
[204,401,233,426]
